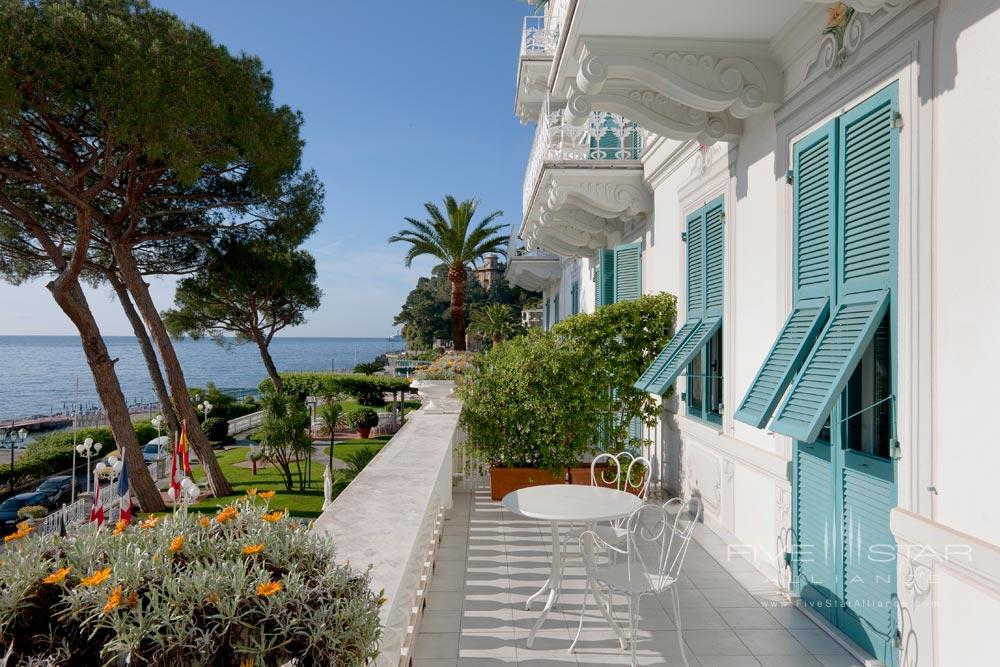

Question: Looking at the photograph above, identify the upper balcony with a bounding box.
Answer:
[517,105,651,259]
[506,228,561,292]
[515,14,560,124]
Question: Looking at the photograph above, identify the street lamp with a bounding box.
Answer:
[76,437,102,495]
[4,427,28,494]
[151,414,164,438]
[197,400,213,422]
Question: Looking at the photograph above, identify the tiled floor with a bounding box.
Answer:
[411,489,868,667]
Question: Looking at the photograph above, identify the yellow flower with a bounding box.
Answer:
[3,531,24,543]
[245,488,258,497]
[199,517,211,528]
[215,506,238,524]
[256,580,282,597]
[140,516,160,529]
[242,543,264,555]
[113,520,128,536]
[239,657,255,667]
[262,510,283,523]
[169,535,185,553]
[258,490,275,500]
[103,585,123,613]
[80,568,112,587]
[42,567,72,584]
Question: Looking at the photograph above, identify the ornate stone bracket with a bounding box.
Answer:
[807,0,916,74]
[565,37,782,143]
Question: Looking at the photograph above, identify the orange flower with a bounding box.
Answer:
[206,592,219,605]
[245,488,258,497]
[239,657,255,667]
[256,580,282,597]
[262,511,283,523]
[169,535,185,553]
[258,491,275,500]
[3,531,24,543]
[113,520,128,536]
[215,506,238,524]
[140,516,160,530]
[127,590,139,608]
[80,567,112,587]
[199,517,211,528]
[42,567,72,584]
[103,585,123,613]
[826,2,851,29]
[242,543,264,555]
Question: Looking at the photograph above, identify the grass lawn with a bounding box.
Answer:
[188,436,391,518]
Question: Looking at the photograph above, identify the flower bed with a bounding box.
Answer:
[0,498,382,666]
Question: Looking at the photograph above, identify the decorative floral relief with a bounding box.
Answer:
[822,2,857,68]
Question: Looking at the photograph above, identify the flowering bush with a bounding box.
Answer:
[0,499,382,666]
[414,351,479,380]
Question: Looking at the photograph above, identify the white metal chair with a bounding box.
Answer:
[587,452,652,544]
[573,497,702,666]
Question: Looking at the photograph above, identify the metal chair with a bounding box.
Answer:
[587,452,651,545]
[573,497,702,666]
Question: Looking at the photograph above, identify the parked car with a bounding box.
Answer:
[143,436,169,463]
[0,491,50,535]
[34,474,85,507]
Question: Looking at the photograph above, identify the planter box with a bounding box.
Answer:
[489,467,563,501]
[567,465,647,496]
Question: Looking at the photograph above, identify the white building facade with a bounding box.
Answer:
[505,1,1000,665]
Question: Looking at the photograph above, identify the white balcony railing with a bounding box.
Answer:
[523,107,644,215]
[521,15,559,57]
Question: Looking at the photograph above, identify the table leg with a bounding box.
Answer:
[526,521,562,648]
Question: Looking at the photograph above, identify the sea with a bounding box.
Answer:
[0,336,400,422]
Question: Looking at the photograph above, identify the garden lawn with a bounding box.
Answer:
[188,436,390,518]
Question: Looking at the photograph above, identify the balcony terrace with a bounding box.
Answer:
[516,15,560,123]
[517,106,651,259]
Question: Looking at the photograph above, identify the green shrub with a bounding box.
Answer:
[0,499,382,665]
[352,360,384,375]
[202,417,230,443]
[345,407,379,431]
[264,373,411,403]
[16,505,47,520]
[132,420,158,445]
[333,447,380,494]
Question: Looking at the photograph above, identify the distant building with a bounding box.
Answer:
[474,254,501,291]
[521,305,542,330]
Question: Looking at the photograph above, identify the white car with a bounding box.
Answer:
[142,436,169,463]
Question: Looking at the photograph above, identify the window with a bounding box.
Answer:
[844,314,892,458]
[635,197,724,418]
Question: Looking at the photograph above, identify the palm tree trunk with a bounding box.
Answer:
[448,267,467,351]
[48,279,165,512]
[109,241,233,497]
[109,273,180,441]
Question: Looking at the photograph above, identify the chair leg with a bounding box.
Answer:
[670,586,688,667]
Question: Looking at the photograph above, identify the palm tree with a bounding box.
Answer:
[469,304,520,345]
[318,399,343,472]
[390,196,507,351]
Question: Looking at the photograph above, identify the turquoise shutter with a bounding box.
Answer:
[571,281,580,315]
[634,321,701,392]
[613,242,642,302]
[686,209,705,318]
[596,248,615,308]
[642,315,721,397]
[554,294,560,323]
[590,113,622,159]
[704,198,724,316]
[735,122,836,428]
[771,291,890,442]
[544,298,550,329]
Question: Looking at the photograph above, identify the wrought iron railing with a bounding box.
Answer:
[523,106,645,214]
[521,15,559,57]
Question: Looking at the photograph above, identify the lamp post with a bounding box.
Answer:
[4,427,28,494]
[76,437,102,496]
[197,400,213,422]
[151,414,164,439]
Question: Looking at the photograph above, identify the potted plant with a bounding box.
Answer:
[459,332,607,500]
[16,504,48,527]
[346,406,379,439]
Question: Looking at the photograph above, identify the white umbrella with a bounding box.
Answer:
[323,465,333,510]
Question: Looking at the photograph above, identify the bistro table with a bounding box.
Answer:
[502,484,643,648]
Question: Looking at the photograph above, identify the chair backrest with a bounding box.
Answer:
[623,497,702,592]
[590,451,652,499]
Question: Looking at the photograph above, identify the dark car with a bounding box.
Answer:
[0,491,49,535]
[34,474,84,507]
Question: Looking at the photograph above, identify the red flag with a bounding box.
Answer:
[169,432,181,502]
[89,471,104,526]
[179,419,192,475]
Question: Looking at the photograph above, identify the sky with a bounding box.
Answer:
[0,0,534,338]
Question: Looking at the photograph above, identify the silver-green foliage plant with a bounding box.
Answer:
[0,499,382,666]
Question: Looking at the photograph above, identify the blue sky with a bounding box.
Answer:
[0,0,533,337]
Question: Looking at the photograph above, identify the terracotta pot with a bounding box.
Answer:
[567,464,647,496]
[358,427,372,439]
[489,467,563,501]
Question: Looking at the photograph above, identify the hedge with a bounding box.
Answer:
[262,372,412,402]
[0,422,157,492]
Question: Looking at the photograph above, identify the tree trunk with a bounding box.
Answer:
[252,331,283,393]
[48,280,166,512]
[448,267,467,351]
[110,242,233,497]
[109,274,180,441]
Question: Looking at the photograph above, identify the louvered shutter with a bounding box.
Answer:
[686,209,705,318]
[634,321,701,392]
[544,298,550,330]
[596,248,615,308]
[771,290,890,442]
[553,294,560,323]
[613,242,642,302]
[571,281,580,315]
[643,315,722,397]
[838,85,898,297]
[590,113,622,159]
[735,122,836,428]
[704,199,724,316]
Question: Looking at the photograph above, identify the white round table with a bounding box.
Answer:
[502,484,643,648]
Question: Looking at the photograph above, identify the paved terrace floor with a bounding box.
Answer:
[412,489,869,667]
